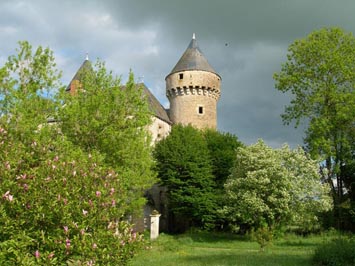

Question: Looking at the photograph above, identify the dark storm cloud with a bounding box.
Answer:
[105,0,355,43]
[100,0,355,146]
[1,0,355,147]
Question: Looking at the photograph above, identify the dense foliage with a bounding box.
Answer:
[203,129,243,186]
[203,129,243,229]
[153,125,217,231]
[313,237,355,266]
[0,41,153,265]
[221,140,332,244]
[274,27,355,229]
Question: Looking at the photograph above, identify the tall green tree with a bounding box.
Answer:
[203,129,243,186]
[0,41,61,136]
[273,27,355,226]
[203,129,243,229]
[222,140,332,244]
[153,125,217,231]
[58,61,156,214]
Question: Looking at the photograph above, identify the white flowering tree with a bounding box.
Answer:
[222,140,332,246]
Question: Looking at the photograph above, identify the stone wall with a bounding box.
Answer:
[147,117,171,144]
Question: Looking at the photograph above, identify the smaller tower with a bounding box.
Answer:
[165,34,221,129]
[66,56,93,95]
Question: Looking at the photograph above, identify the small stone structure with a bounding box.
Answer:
[150,210,161,240]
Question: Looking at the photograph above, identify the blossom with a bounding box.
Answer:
[34,250,40,258]
[110,188,115,195]
[65,238,71,249]
[8,195,13,202]
[95,191,101,197]
[48,252,54,259]
[92,243,97,249]
[2,191,13,201]
[63,226,69,234]
[16,174,27,180]
[82,209,88,216]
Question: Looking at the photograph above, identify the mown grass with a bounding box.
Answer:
[128,231,331,266]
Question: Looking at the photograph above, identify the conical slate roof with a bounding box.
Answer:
[168,34,217,76]
[66,58,93,91]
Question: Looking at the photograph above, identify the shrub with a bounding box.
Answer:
[313,237,355,266]
[251,226,274,251]
[0,125,146,265]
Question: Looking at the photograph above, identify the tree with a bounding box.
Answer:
[222,140,332,245]
[0,42,149,265]
[203,129,243,229]
[273,27,355,228]
[203,129,243,186]
[153,125,217,231]
[58,61,156,215]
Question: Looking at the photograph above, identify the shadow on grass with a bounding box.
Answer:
[180,231,248,243]
[276,240,319,247]
[182,253,312,266]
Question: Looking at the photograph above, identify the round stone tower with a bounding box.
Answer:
[166,34,221,129]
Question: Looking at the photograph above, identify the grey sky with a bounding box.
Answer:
[1,0,355,147]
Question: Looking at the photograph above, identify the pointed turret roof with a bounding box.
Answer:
[66,58,93,91]
[168,34,218,76]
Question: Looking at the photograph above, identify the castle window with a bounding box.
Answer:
[198,106,204,114]
[179,73,184,80]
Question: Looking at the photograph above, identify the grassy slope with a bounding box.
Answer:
[129,232,326,266]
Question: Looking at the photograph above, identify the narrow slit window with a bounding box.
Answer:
[179,73,184,80]
[198,106,204,114]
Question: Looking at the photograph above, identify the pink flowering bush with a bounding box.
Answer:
[0,125,145,265]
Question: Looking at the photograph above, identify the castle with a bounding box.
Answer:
[67,35,221,231]
[68,34,221,141]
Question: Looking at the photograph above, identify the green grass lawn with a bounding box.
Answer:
[128,231,328,266]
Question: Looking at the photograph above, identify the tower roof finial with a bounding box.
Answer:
[192,33,196,40]
[85,52,89,61]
